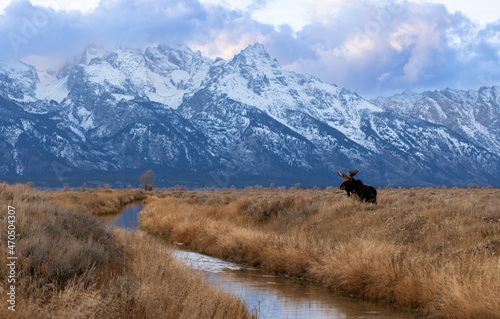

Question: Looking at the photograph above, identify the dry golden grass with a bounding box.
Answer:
[109,230,252,319]
[0,183,253,319]
[140,188,500,318]
[50,189,146,215]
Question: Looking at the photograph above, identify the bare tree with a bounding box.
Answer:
[140,170,156,191]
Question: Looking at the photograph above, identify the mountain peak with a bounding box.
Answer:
[248,43,266,51]
[0,59,39,101]
[157,43,193,54]
[238,43,271,59]
[228,43,280,71]
[80,45,108,65]
[401,89,417,96]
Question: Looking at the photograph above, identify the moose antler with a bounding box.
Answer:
[337,171,349,180]
[349,170,358,178]
[338,170,359,179]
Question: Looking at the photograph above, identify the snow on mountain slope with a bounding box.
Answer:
[35,70,69,103]
[1,43,499,187]
[371,87,500,154]
[200,44,382,151]
[57,45,213,112]
[0,60,39,102]
[144,45,212,107]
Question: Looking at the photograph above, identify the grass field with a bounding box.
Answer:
[140,187,500,318]
[1,183,498,318]
[0,183,253,319]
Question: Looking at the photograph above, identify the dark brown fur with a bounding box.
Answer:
[338,170,377,204]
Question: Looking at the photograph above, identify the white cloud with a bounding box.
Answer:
[251,0,312,32]
[189,31,271,60]
[0,0,14,14]
[31,0,101,13]
[0,0,498,97]
[409,0,500,25]
[1,0,101,14]
[198,0,254,11]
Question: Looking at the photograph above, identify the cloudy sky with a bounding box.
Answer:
[0,0,499,97]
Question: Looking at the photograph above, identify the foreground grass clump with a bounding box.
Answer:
[111,230,252,319]
[140,188,500,318]
[0,183,253,319]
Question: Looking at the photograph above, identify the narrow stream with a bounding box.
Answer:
[100,204,417,319]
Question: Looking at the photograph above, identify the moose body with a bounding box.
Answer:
[338,170,377,204]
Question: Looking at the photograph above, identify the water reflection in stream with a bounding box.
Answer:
[101,204,416,319]
[99,203,143,229]
[173,250,415,319]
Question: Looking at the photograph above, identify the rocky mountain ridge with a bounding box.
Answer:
[371,87,500,155]
[1,44,499,187]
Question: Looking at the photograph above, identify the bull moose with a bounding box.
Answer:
[337,170,377,204]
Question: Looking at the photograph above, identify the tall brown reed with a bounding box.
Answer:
[0,183,253,319]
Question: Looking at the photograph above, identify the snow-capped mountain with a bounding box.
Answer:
[1,43,499,187]
[371,87,500,156]
[0,60,38,102]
